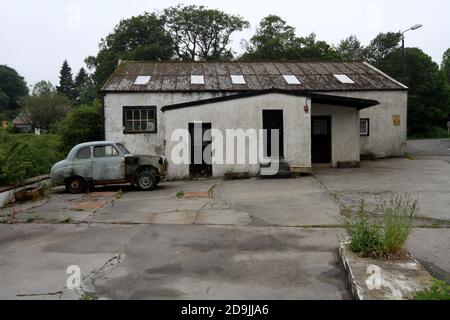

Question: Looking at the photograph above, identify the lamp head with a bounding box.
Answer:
[411,24,423,30]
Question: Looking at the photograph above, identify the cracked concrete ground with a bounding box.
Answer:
[0,139,449,299]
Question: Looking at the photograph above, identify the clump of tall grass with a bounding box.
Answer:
[342,193,418,258]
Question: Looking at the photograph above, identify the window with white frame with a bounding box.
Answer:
[123,106,157,134]
[360,119,370,136]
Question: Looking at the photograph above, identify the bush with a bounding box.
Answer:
[409,126,449,139]
[415,280,450,300]
[58,100,103,153]
[342,193,418,258]
[0,130,63,186]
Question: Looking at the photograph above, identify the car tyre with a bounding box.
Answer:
[136,171,157,191]
[66,177,87,194]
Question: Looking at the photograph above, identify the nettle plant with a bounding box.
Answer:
[342,193,419,258]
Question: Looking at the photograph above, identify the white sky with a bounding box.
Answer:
[1,0,448,86]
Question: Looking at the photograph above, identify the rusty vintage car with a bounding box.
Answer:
[50,141,167,193]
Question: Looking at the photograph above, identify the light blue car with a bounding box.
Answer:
[50,141,167,193]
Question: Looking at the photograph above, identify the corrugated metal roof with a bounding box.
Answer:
[101,61,407,92]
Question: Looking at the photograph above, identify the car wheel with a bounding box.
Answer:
[136,171,157,191]
[66,177,87,194]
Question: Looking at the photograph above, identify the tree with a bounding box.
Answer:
[241,15,296,60]
[32,81,55,96]
[337,35,365,60]
[86,12,174,88]
[364,32,402,67]
[0,65,28,117]
[20,92,71,132]
[58,100,103,152]
[442,48,450,84]
[164,5,249,61]
[380,48,450,135]
[73,68,96,105]
[241,15,340,61]
[57,60,74,99]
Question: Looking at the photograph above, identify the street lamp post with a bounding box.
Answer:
[402,24,423,83]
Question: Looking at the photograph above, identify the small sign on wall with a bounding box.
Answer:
[393,115,401,127]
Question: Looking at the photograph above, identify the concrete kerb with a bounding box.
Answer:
[339,241,434,300]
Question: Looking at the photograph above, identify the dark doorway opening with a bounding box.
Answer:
[311,116,332,164]
[263,110,284,158]
[189,123,212,177]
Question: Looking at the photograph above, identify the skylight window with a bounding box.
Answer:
[334,74,355,84]
[231,75,246,85]
[282,75,301,85]
[134,76,151,85]
[191,75,205,85]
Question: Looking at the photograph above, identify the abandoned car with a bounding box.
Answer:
[50,141,167,193]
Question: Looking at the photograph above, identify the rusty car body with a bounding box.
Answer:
[50,141,167,193]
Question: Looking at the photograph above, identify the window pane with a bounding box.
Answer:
[94,146,119,157]
[134,121,141,131]
[148,110,155,120]
[126,121,133,131]
[126,110,133,121]
[141,121,147,131]
[76,147,91,159]
[133,110,140,120]
[148,121,155,132]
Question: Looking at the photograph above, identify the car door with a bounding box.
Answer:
[92,145,126,182]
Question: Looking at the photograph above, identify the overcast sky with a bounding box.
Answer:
[1,0,448,86]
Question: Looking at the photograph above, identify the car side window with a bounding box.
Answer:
[76,147,91,160]
[94,145,120,158]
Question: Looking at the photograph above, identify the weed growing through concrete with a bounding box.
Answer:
[176,191,185,198]
[342,193,418,258]
[80,292,98,301]
[415,279,450,300]
[60,217,74,224]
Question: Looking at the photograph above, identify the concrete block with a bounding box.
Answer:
[339,242,434,300]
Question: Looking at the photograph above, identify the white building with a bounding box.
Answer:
[101,61,408,179]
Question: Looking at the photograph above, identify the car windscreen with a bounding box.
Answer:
[116,143,131,155]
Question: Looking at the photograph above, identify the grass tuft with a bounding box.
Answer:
[342,193,418,258]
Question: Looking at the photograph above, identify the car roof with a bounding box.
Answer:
[75,141,118,148]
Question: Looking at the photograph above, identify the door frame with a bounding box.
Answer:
[311,116,332,165]
[262,109,285,159]
[189,122,213,177]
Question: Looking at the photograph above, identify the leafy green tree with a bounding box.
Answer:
[58,100,103,152]
[364,32,402,67]
[337,35,365,60]
[442,48,450,84]
[20,92,71,132]
[0,65,28,117]
[379,48,450,135]
[57,60,74,99]
[241,15,296,60]
[32,81,55,96]
[86,12,174,88]
[241,15,340,61]
[164,5,249,61]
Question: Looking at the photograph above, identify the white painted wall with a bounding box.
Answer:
[164,93,311,179]
[325,91,408,158]
[104,92,234,156]
[312,104,360,167]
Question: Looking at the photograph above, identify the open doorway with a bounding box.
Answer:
[189,123,212,177]
[263,110,284,158]
[311,116,332,164]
